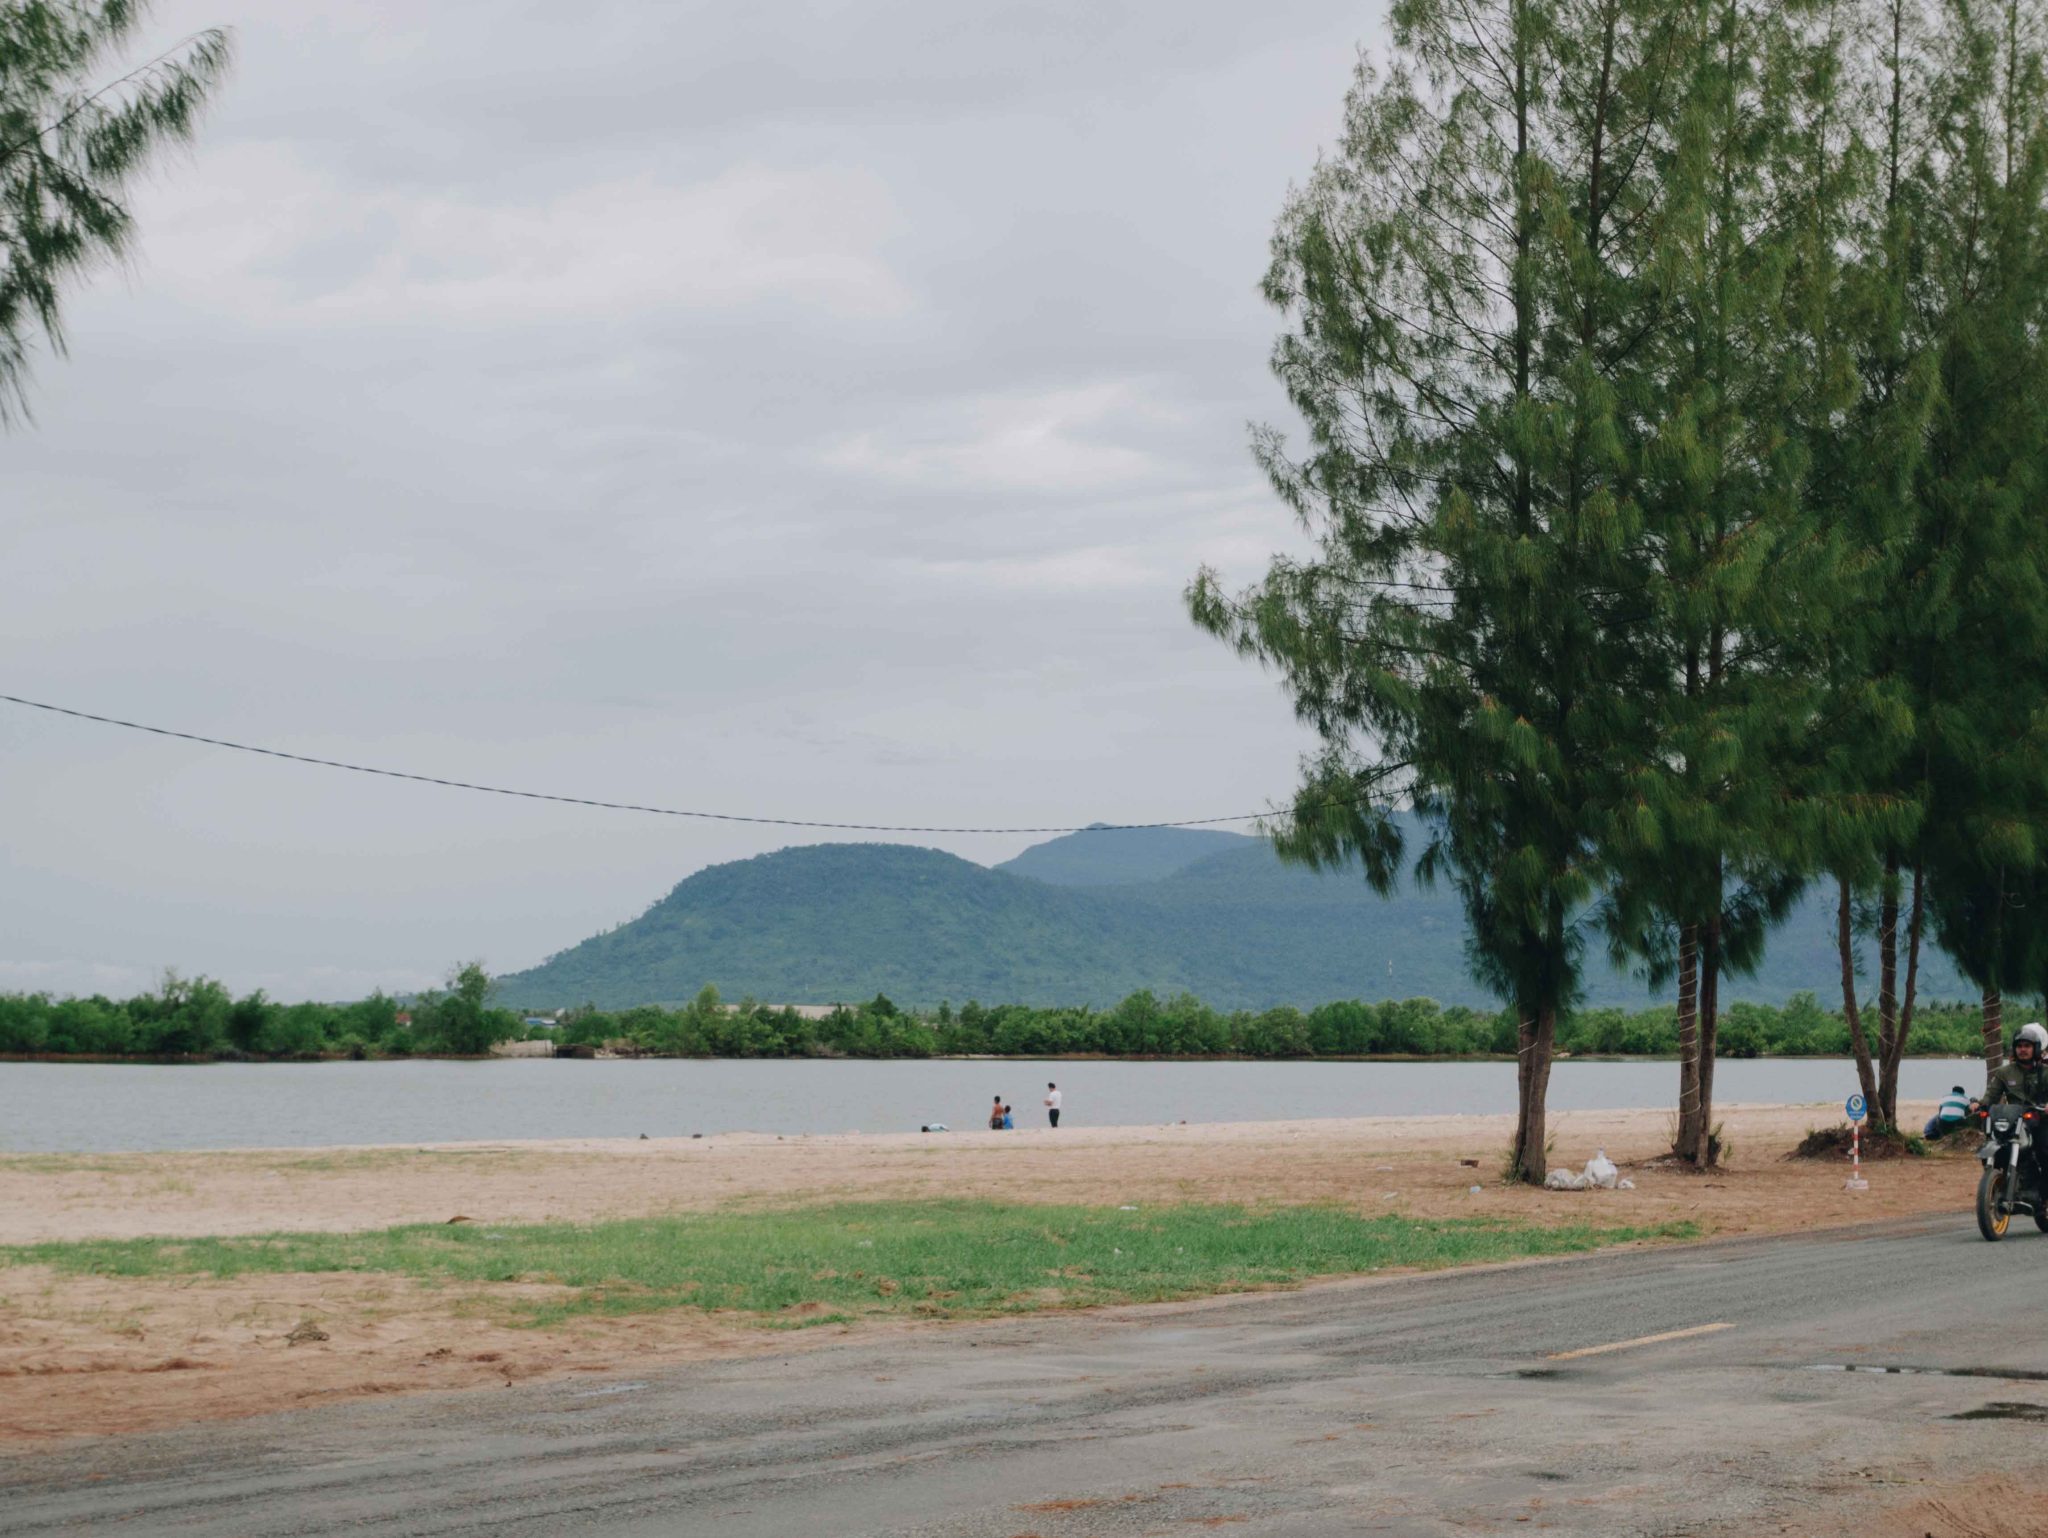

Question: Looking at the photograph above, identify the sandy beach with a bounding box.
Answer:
[0,1101,1976,1442]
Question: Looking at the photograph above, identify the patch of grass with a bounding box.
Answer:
[0,1154,141,1176]
[0,1202,1697,1329]
[266,1148,542,1175]
[0,1148,543,1177]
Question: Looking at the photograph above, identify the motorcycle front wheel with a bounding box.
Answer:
[1979,1164,2012,1241]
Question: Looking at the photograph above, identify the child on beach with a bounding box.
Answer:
[1001,1103,1014,1130]
[989,1096,1005,1130]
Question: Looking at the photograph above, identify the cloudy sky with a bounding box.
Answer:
[3,0,1384,1001]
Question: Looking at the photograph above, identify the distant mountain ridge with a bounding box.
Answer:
[994,824,1252,885]
[498,825,1971,1011]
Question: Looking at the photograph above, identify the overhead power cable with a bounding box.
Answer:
[0,691,1294,835]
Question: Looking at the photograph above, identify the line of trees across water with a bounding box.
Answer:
[0,973,2028,1063]
[0,966,510,1060]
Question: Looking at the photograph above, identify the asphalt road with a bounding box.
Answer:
[6,1213,2046,1536]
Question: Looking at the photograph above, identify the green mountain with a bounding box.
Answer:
[994,824,1252,885]
[1109,839,1471,1003]
[499,828,1974,1011]
[502,844,1149,1009]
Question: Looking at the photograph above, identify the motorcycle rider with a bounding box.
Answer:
[1977,1022,2048,1112]
[1972,1024,2048,1203]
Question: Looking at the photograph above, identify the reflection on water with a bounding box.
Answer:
[0,1056,1982,1154]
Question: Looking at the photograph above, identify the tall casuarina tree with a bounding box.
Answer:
[1912,0,2048,1088]
[1192,0,1685,1181]
[1800,0,2048,1120]
[0,1,232,419]
[1601,0,1843,1166]
[1802,0,1942,1121]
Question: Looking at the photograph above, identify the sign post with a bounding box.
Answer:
[1844,1093,1869,1191]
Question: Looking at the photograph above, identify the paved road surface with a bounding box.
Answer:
[5,1214,2044,1536]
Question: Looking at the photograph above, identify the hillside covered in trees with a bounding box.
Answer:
[495,826,1970,1011]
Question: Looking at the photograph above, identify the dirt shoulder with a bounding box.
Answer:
[0,1102,1976,1443]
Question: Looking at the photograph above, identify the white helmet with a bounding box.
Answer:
[2014,1022,2048,1058]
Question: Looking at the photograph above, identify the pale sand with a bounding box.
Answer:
[0,1102,1974,1442]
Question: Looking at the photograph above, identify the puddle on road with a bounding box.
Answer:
[1486,1368,1574,1380]
[1803,1364,2048,1382]
[1950,1402,2048,1422]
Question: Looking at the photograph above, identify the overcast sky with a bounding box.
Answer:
[3,0,1385,1001]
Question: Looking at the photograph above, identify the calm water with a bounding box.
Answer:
[0,1057,1984,1153]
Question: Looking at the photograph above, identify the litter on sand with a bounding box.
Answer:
[1543,1149,1635,1191]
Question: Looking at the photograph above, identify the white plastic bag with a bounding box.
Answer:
[1545,1151,1624,1191]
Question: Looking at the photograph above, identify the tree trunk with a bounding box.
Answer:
[1981,866,2007,1073]
[1838,876,1880,1109]
[1698,913,1722,1166]
[1511,1005,1557,1183]
[1876,856,1899,1124]
[1983,986,2005,1071]
[1674,922,1702,1161]
[1695,648,1724,1165]
[1878,865,1923,1127]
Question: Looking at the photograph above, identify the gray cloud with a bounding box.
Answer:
[3,0,1380,999]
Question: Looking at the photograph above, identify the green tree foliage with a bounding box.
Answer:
[0,978,2016,1062]
[1912,0,2048,1102]
[418,961,515,1055]
[0,974,490,1058]
[1191,0,1703,1180]
[1601,0,1851,1166]
[1200,0,2048,1164]
[1770,0,1921,1131]
[0,1,231,417]
[1805,0,2048,1127]
[127,969,229,1056]
[224,987,270,1054]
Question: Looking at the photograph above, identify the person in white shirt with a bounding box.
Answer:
[1044,1082,1062,1128]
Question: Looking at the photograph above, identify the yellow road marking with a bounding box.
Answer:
[1547,1322,1734,1362]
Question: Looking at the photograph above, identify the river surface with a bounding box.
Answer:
[0,1057,1984,1153]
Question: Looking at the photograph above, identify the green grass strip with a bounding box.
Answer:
[1,1201,1697,1328]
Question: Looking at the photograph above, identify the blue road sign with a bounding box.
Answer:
[1845,1093,1867,1123]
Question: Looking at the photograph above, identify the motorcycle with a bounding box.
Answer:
[1975,1102,2048,1240]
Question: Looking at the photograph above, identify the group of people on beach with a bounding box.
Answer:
[989,1082,1062,1130]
